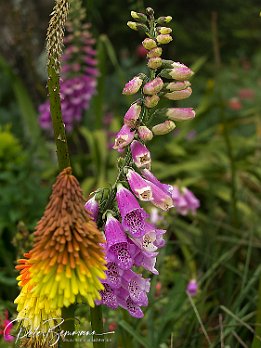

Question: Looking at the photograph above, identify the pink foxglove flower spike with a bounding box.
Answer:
[89,7,198,318]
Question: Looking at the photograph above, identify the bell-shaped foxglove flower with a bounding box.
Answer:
[104,214,133,270]
[124,102,142,128]
[96,283,118,309]
[113,125,135,152]
[144,178,174,211]
[116,184,149,238]
[126,169,153,201]
[117,288,144,318]
[130,223,166,253]
[105,262,122,289]
[130,140,151,169]
[142,169,173,196]
[122,270,150,306]
[134,250,159,275]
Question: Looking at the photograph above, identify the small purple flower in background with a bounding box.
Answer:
[186,279,198,297]
[150,207,163,225]
[0,310,14,342]
[39,17,98,131]
[172,186,200,215]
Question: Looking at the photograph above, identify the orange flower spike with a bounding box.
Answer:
[14,167,106,345]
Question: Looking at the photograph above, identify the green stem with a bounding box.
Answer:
[47,63,71,171]
[60,305,76,348]
[47,62,74,347]
[251,274,261,348]
[90,306,106,348]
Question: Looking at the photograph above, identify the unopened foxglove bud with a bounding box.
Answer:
[143,77,164,95]
[142,38,157,50]
[166,108,196,121]
[131,11,147,23]
[127,21,148,32]
[122,74,144,95]
[144,95,160,108]
[157,16,172,25]
[84,195,99,221]
[152,120,176,135]
[164,87,192,100]
[124,102,142,127]
[158,27,172,34]
[147,47,162,58]
[165,81,191,91]
[156,34,173,45]
[137,126,153,141]
[159,62,194,81]
[147,57,162,70]
[130,140,151,169]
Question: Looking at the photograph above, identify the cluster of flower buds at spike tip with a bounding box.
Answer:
[94,7,198,319]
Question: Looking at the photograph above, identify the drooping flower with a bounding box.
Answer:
[126,169,153,201]
[130,140,151,169]
[124,102,142,128]
[105,262,123,289]
[104,214,133,270]
[130,224,166,252]
[113,125,135,152]
[14,168,106,346]
[116,184,149,238]
[121,270,150,306]
[117,288,144,318]
[142,168,173,196]
[96,283,119,309]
